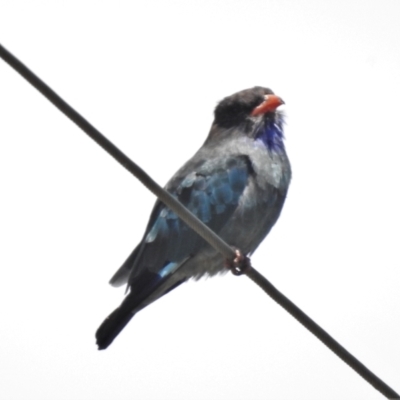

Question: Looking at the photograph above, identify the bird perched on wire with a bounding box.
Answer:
[96,86,291,349]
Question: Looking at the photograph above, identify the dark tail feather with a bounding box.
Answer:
[96,303,136,350]
[96,268,188,350]
[96,272,160,350]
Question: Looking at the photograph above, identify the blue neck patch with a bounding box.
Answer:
[256,114,285,152]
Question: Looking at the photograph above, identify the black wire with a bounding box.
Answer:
[0,43,398,399]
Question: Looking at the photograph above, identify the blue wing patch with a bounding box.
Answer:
[158,261,180,278]
[142,156,251,258]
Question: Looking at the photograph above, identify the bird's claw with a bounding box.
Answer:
[226,249,251,276]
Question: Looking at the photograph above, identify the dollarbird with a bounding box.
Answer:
[96,86,291,349]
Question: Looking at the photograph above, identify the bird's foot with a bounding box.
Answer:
[225,249,251,276]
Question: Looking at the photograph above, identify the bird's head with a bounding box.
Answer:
[209,86,286,152]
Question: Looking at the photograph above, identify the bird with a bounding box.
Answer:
[96,86,291,349]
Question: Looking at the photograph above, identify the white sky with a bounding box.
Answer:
[1,1,399,399]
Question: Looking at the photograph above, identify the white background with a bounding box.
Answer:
[0,1,399,399]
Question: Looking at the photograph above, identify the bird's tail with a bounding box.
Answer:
[96,272,158,350]
[96,299,137,350]
[96,270,187,350]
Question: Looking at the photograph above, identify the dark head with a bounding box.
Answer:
[209,87,286,152]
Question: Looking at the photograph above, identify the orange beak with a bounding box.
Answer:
[251,95,285,116]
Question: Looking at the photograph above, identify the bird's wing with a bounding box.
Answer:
[109,155,253,288]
